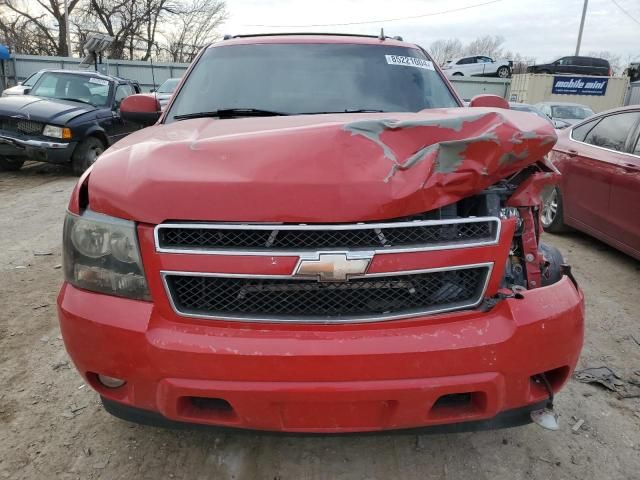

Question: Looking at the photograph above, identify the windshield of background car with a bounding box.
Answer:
[30,72,112,107]
[158,78,180,93]
[552,105,594,120]
[23,71,43,87]
[166,43,459,121]
[510,104,553,123]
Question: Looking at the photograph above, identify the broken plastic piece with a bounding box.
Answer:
[571,418,585,432]
[530,407,560,431]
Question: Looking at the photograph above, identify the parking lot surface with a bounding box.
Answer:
[1,163,639,480]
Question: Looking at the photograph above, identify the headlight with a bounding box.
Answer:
[63,210,150,300]
[43,124,72,139]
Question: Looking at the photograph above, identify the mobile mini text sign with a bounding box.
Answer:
[552,76,608,96]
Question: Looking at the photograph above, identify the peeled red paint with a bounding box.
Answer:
[85,108,557,224]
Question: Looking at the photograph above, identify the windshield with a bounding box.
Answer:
[23,71,43,87]
[552,105,594,120]
[167,43,459,121]
[157,78,180,93]
[30,72,112,107]
[510,103,552,122]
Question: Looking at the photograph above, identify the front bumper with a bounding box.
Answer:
[0,133,76,164]
[58,276,584,433]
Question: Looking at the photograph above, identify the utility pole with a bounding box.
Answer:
[575,0,588,56]
[64,0,72,57]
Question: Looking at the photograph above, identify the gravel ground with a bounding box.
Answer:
[1,163,639,480]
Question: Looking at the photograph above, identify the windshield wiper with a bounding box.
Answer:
[174,108,290,120]
[58,97,93,106]
[304,109,388,114]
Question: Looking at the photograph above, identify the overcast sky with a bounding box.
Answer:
[221,0,639,63]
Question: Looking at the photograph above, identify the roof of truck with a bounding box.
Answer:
[36,69,135,84]
[212,33,413,48]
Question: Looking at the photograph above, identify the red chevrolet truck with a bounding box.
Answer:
[57,34,584,433]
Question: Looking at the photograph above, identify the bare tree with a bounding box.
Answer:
[503,51,536,74]
[84,0,149,59]
[0,11,58,55]
[163,0,226,63]
[428,38,463,66]
[1,0,226,60]
[2,0,82,56]
[139,0,179,61]
[464,35,505,58]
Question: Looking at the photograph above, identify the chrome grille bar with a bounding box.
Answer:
[161,263,493,324]
[154,217,501,255]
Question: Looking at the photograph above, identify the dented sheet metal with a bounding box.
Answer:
[507,172,560,207]
[88,108,557,224]
[343,112,555,186]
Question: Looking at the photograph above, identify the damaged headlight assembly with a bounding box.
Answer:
[63,210,150,300]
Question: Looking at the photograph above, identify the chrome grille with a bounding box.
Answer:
[0,117,43,135]
[163,265,491,323]
[155,218,500,254]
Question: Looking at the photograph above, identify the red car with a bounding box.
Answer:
[57,34,584,433]
[544,106,640,260]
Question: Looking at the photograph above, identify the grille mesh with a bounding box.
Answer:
[165,267,488,321]
[158,221,496,252]
[0,117,43,135]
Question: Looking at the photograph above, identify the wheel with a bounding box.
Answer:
[497,66,510,78]
[452,72,464,76]
[0,156,25,171]
[71,136,105,175]
[541,187,567,233]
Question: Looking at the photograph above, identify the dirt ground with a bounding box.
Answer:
[1,162,640,480]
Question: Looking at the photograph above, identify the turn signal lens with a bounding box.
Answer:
[43,124,72,139]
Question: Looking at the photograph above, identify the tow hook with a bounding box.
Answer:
[530,373,560,431]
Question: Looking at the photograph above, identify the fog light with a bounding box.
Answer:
[97,374,126,388]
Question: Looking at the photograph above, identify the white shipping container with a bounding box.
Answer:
[508,73,629,112]
[625,82,640,106]
[449,77,511,101]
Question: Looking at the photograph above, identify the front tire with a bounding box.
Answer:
[541,187,567,233]
[0,156,25,171]
[497,66,510,78]
[71,136,105,175]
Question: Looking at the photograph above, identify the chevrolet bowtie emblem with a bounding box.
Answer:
[294,253,372,282]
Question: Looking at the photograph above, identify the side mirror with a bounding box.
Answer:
[150,88,156,93]
[23,88,31,95]
[468,94,510,109]
[17,81,23,86]
[121,94,161,126]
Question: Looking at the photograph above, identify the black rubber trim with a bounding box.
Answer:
[101,396,546,436]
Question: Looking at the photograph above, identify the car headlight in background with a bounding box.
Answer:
[43,124,72,139]
[63,210,150,300]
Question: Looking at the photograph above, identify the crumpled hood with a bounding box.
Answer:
[0,95,96,124]
[88,108,557,224]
